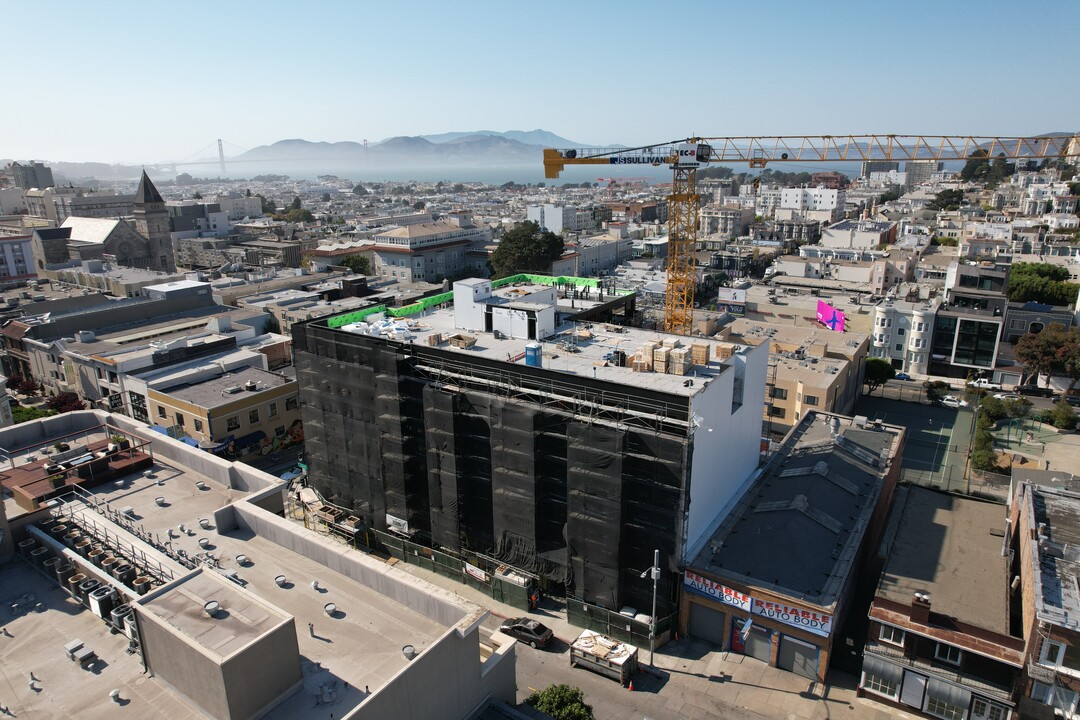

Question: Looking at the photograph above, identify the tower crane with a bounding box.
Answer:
[544,134,1080,335]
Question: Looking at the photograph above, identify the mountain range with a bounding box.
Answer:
[232,130,588,168]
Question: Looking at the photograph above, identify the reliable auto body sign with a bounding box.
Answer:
[752,600,832,637]
[683,571,751,611]
[683,571,832,637]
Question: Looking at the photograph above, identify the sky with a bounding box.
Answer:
[3,0,1079,164]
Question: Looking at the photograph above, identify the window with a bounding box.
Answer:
[879,625,905,647]
[934,643,962,665]
[897,328,905,336]
[249,409,259,424]
[285,397,298,411]
[804,395,819,406]
[972,699,1005,720]
[1031,681,1052,704]
[770,387,788,400]
[895,343,903,352]
[769,406,786,418]
[227,416,240,432]
[1041,639,1066,667]
[175,413,185,428]
[926,696,965,720]
[194,419,203,433]
[269,402,278,418]
[864,673,898,698]
[157,406,167,419]
[275,425,285,437]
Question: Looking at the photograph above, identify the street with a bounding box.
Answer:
[478,616,878,720]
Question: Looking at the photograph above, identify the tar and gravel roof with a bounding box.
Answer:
[876,486,1009,635]
[691,411,902,608]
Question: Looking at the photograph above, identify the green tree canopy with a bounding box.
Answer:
[960,149,990,181]
[257,194,276,214]
[321,192,331,202]
[413,200,426,210]
[1007,263,1080,305]
[489,221,564,278]
[1015,322,1080,392]
[924,380,950,404]
[525,684,594,720]
[352,184,369,196]
[864,358,895,394]
[290,196,303,211]
[927,189,965,211]
[340,254,371,275]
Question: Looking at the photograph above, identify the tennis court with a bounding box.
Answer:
[855,396,974,493]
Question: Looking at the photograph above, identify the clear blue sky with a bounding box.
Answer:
[4,0,1078,163]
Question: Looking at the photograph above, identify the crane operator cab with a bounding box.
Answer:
[674,142,712,168]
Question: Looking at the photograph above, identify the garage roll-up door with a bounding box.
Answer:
[778,635,819,679]
[689,602,726,647]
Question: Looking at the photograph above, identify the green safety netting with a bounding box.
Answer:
[326,273,627,329]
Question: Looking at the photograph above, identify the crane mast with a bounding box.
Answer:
[543,133,1079,335]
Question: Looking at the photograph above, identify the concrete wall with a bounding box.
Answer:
[352,627,516,720]
[221,619,303,720]
[138,605,232,720]
[685,341,769,559]
[230,500,469,628]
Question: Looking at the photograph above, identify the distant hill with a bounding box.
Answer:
[419,129,584,147]
[234,133,555,167]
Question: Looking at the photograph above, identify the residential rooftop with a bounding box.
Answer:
[153,366,292,409]
[876,486,1009,635]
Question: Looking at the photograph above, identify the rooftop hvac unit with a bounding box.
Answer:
[224,386,242,394]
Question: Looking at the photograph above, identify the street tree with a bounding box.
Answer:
[924,380,950,404]
[525,684,594,720]
[489,221,564,279]
[1015,322,1080,391]
[863,358,895,394]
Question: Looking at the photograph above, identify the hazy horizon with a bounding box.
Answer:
[3,0,1077,165]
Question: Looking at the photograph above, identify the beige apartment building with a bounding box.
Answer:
[145,366,302,457]
[716,318,869,432]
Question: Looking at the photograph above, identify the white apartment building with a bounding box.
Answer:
[775,187,844,223]
[211,194,264,221]
[870,297,940,374]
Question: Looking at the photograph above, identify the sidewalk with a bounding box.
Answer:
[393,559,918,720]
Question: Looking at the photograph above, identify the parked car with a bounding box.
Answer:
[1065,395,1080,407]
[499,618,553,648]
[967,378,1003,391]
[894,372,912,381]
[941,396,969,409]
[1017,384,1057,398]
[992,393,1021,401]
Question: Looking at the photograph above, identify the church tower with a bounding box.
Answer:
[132,171,175,272]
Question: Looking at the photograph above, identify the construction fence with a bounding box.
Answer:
[566,598,677,651]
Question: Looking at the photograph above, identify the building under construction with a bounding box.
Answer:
[293,275,768,612]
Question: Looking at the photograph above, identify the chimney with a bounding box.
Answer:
[911,592,931,625]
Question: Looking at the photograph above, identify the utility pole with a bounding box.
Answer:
[641,548,660,669]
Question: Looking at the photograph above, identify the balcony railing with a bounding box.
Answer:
[864,641,1017,702]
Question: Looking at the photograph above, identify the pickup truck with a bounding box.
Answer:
[967,378,1003,391]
